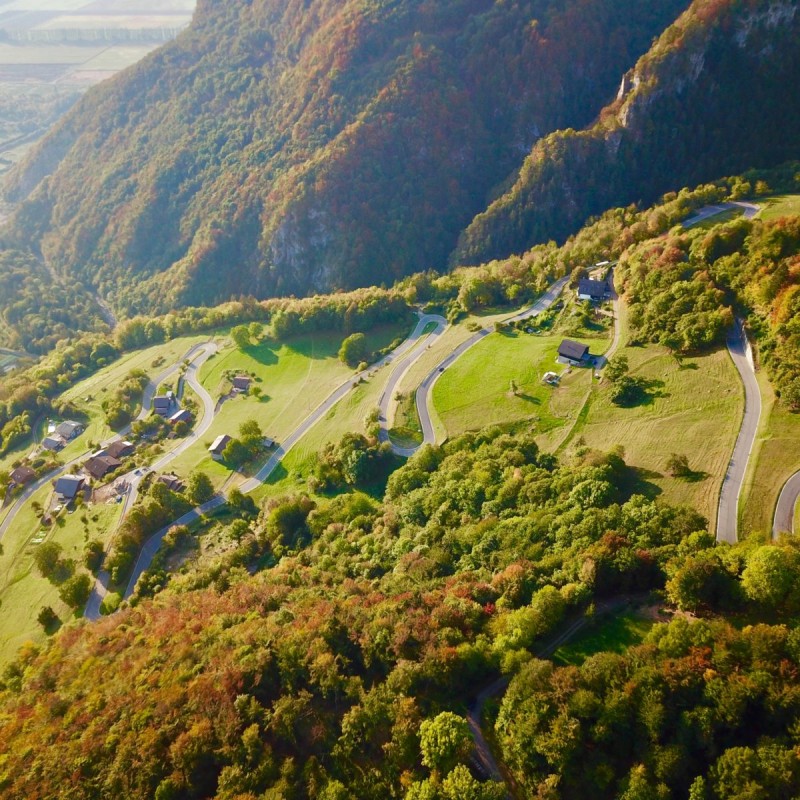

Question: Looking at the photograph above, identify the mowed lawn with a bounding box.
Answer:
[761,194,800,221]
[432,329,607,440]
[169,323,410,487]
[0,485,122,663]
[741,373,800,535]
[577,341,742,529]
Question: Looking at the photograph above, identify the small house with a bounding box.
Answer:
[54,475,85,502]
[107,440,135,459]
[10,466,36,486]
[157,474,185,493]
[577,278,609,303]
[84,455,122,481]
[42,435,66,452]
[55,420,83,441]
[168,409,193,425]
[232,375,252,393]
[542,372,560,386]
[209,434,232,461]
[153,396,172,416]
[557,340,590,366]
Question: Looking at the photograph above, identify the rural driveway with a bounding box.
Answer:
[773,471,800,537]
[716,320,761,544]
[414,276,570,453]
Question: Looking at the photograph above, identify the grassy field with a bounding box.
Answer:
[169,323,410,488]
[686,208,744,230]
[389,391,423,447]
[761,194,800,221]
[0,485,122,663]
[740,373,800,535]
[432,329,605,440]
[551,611,655,666]
[570,302,742,529]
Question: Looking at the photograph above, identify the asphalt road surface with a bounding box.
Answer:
[773,471,800,537]
[377,313,447,457]
[86,343,218,618]
[716,320,761,544]
[414,276,570,454]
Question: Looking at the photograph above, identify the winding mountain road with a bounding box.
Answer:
[773,472,800,537]
[683,201,760,227]
[467,595,638,795]
[86,343,219,618]
[716,320,761,544]
[377,314,447,456]
[412,277,570,455]
[122,279,570,598]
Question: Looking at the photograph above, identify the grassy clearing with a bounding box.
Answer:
[389,391,423,447]
[170,323,410,488]
[0,486,122,663]
[551,612,654,666]
[740,373,800,535]
[760,194,800,221]
[432,329,606,440]
[571,302,742,528]
[249,375,386,505]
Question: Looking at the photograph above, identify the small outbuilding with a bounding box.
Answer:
[542,372,560,386]
[169,409,193,425]
[557,340,590,366]
[232,375,252,393]
[157,474,185,493]
[209,434,232,461]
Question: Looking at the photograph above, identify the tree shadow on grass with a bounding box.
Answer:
[678,361,699,371]
[516,393,542,405]
[241,343,279,366]
[613,377,668,408]
[618,465,664,502]
[678,469,709,483]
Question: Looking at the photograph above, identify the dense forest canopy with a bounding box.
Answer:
[1,0,687,316]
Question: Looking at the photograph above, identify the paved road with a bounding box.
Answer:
[85,343,218,618]
[716,320,761,544]
[683,201,760,227]
[123,321,444,598]
[773,471,800,537]
[377,313,447,456]
[122,282,570,598]
[466,595,636,795]
[413,277,570,453]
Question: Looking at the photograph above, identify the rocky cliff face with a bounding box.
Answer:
[451,0,800,267]
[1,0,687,316]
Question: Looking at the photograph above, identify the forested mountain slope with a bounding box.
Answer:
[453,0,800,266]
[2,0,687,315]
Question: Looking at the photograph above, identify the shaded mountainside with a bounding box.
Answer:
[453,0,800,266]
[2,0,687,316]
